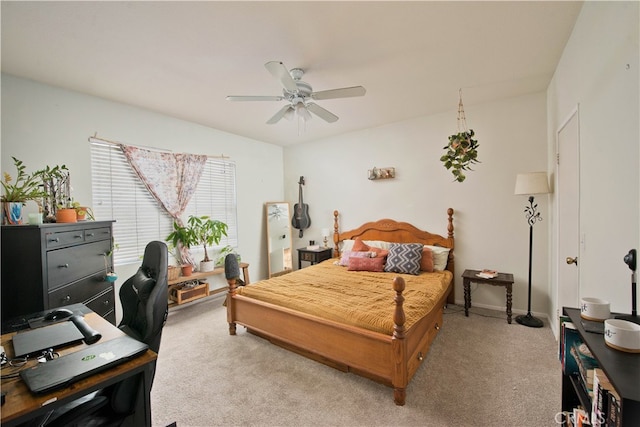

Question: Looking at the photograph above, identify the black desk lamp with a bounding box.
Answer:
[514,172,550,328]
[616,249,639,325]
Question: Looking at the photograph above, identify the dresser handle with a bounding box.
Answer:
[49,237,59,243]
[63,295,71,302]
[434,323,440,331]
[59,263,70,268]
[104,300,110,306]
[86,232,95,237]
[417,352,424,361]
[74,234,82,239]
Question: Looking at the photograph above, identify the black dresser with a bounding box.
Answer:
[1,221,116,329]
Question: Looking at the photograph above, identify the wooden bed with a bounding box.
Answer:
[226,208,455,405]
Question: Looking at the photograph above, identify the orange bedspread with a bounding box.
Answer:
[236,259,453,335]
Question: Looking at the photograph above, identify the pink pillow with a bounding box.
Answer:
[420,247,434,272]
[348,256,385,272]
[339,250,373,266]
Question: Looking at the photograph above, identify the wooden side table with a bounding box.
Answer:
[461,269,514,324]
[297,247,333,269]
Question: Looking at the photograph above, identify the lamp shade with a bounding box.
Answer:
[514,172,550,195]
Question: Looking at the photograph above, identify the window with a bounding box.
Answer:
[90,140,237,266]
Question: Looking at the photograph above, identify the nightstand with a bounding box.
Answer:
[461,269,514,324]
[297,247,333,269]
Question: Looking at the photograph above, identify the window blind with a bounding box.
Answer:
[90,140,238,266]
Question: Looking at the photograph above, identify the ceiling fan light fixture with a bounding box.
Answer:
[295,102,312,122]
[283,106,295,121]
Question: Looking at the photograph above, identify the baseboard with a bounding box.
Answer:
[452,298,551,327]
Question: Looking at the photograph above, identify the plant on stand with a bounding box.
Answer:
[166,215,228,274]
[1,157,47,225]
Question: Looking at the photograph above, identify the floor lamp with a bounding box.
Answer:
[514,172,550,328]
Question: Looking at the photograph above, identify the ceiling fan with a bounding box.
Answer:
[226,61,366,125]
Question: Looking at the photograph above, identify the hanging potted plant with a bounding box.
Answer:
[440,89,480,183]
[1,157,48,225]
[440,129,479,182]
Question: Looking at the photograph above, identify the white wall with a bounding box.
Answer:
[1,74,285,319]
[284,92,551,317]
[547,1,639,334]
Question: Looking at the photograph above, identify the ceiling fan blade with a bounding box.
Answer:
[311,86,366,100]
[226,95,284,102]
[306,103,338,123]
[266,105,294,124]
[265,61,298,93]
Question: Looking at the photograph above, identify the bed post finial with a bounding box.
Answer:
[227,278,237,335]
[333,210,339,257]
[392,277,406,340]
[447,208,454,240]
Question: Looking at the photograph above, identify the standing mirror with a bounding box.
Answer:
[266,202,293,277]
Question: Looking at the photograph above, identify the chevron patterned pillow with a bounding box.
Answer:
[383,243,424,275]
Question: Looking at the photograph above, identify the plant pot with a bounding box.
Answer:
[76,208,88,221]
[200,260,215,272]
[105,273,118,283]
[181,264,193,277]
[56,208,77,223]
[2,202,24,225]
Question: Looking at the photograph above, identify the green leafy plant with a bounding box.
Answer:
[1,157,47,202]
[440,129,479,183]
[166,215,228,263]
[216,245,240,266]
[35,163,70,209]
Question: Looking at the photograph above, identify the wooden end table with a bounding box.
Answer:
[462,269,514,324]
[297,247,333,269]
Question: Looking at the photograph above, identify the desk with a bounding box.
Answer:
[462,269,515,324]
[0,306,157,427]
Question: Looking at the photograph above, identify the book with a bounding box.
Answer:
[570,341,599,396]
[591,368,614,427]
[561,320,581,376]
[476,269,498,279]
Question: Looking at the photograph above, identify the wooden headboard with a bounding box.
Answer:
[332,208,455,275]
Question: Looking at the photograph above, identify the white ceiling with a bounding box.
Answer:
[1,1,582,147]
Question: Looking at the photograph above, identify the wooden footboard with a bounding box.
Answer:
[226,274,452,405]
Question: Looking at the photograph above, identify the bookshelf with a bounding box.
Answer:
[561,307,640,426]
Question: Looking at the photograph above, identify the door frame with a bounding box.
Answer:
[553,105,580,337]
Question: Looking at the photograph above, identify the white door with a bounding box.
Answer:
[557,108,580,312]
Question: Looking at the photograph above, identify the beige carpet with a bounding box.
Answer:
[151,294,561,427]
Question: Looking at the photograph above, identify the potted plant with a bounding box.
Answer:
[216,245,241,267]
[34,163,71,222]
[72,201,94,221]
[440,129,479,183]
[187,215,228,272]
[1,157,48,225]
[166,215,228,274]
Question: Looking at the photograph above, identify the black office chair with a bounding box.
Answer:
[40,241,169,427]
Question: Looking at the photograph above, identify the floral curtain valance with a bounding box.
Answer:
[121,144,208,266]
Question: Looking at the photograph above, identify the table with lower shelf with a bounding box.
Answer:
[462,269,514,324]
[297,247,333,269]
[168,262,249,306]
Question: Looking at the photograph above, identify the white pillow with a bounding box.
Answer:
[340,239,355,253]
[362,240,392,250]
[425,245,451,271]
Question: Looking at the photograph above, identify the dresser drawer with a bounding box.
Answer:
[84,227,111,243]
[85,288,115,319]
[45,229,85,249]
[47,240,111,290]
[48,272,112,308]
